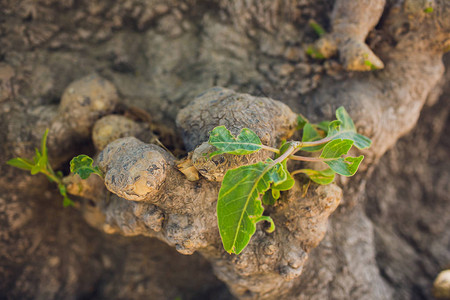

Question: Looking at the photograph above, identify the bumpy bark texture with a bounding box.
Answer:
[0,0,449,299]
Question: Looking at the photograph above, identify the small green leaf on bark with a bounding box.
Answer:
[217,160,284,255]
[319,139,363,176]
[70,155,103,179]
[209,126,262,157]
[302,123,326,152]
[297,114,308,130]
[7,158,35,171]
[273,145,295,192]
[309,20,326,37]
[320,139,353,159]
[364,60,379,70]
[326,107,372,149]
[325,155,364,177]
[297,168,335,185]
[40,128,49,159]
[306,46,326,60]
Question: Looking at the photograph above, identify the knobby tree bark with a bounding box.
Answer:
[0,0,449,299]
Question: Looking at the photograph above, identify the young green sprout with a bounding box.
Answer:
[7,130,104,207]
[7,129,74,207]
[208,107,371,255]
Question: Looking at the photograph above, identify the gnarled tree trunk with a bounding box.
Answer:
[0,0,449,299]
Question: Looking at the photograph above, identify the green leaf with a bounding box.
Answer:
[29,129,50,172]
[272,160,295,192]
[273,174,295,191]
[7,157,35,171]
[302,123,321,142]
[256,216,275,233]
[36,152,48,172]
[70,155,103,179]
[325,155,364,177]
[296,114,308,130]
[30,162,41,175]
[262,169,295,205]
[63,195,74,207]
[33,148,41,165]
[29,140,49,175]
[320,139,353,159]
[40,129,49,160]
[319,139,364,176]
[316,121,330,134]
[301,123,325,152]
[306,45,326,60]
[364,60,379,71]
[297,116,328,147]
[217,160,284,255]
[268,161,294,201]
[265,142,296,200]
[309,20,326,37]
[326,107,372,149]
[297,168,335,185]
[59,184,74,207]
[209,126,262,157]
[262,190,276,206]
[276,140,290,157]
[271,189,280,200]
[58,183,67,196]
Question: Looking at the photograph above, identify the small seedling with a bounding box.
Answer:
[7,131,104,207]
[208,107,371,254]
[7,129,74,207]
[306,20,326,60]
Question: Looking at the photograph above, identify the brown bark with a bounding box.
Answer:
[0,0,449,299]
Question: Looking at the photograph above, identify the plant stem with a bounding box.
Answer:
[296,137,331,148]
[289,155,335,162]
[273,145,297,165]
[40,163,63,185]
[260,136,331,156]
[260,145,280,153]
[41,169,62,185]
